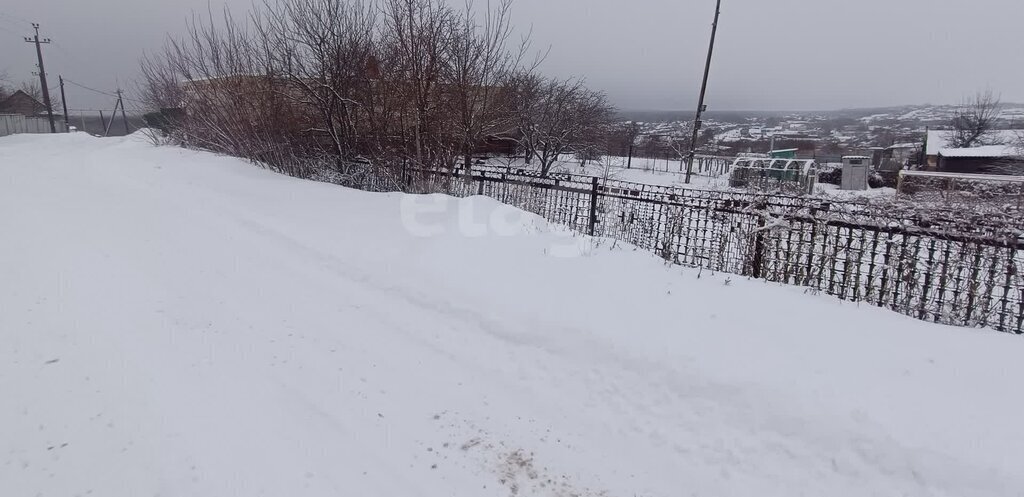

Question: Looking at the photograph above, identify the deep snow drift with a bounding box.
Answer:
[2,133,1023,497]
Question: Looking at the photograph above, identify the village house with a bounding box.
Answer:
[0,90,48,117]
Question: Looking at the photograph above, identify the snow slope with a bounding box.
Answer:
[2,133,1023,497]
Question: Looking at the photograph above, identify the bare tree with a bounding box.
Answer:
[19,80,43,102]
[256,0,377,165]
[140,6,316,176]
[0,71,10,102]
[138,52,186,111]
[947,90,1003,148]
[512,75,615,176]
[137,0,613,187]
[381,0,456,168]
[444,0,531,170]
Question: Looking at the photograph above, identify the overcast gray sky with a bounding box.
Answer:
[2,0,1022,112]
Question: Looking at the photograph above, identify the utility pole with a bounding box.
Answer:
[684,0,722,184]
[626,121,636,169]
[24,23,56,133]
[116,89,130,135]
[103,99,117,136]
[58,75,69,132]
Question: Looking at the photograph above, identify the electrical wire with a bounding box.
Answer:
[63,78,118,98]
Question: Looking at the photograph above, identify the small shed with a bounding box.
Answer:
[841,156,870,190]
[924,129,1024,169]
[937,146,1023,175]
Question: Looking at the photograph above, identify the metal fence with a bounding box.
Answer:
[340,164,1024,334]
[0,114,67,137]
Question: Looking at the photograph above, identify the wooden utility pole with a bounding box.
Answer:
[24,23,56,133]
[116,89,130,135]
[103,98,118,136]
[58,75,69,132]
[684,0,723,184]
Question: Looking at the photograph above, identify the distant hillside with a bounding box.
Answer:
[620,104,1024,125]
[618,110,790,124]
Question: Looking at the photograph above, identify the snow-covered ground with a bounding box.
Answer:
[485,156,899,199]
[816,183,898,198]
[486,155,730,189]
[2,133,1023,497]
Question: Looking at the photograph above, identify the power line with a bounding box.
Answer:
[63,78,118,97]
[121,94,147,105]
[62,77,149,120]
[49,40,75,59]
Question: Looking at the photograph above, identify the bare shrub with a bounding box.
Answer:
[947,90,1003,149]
[137,0,615,186]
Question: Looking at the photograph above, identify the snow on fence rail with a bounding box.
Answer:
[336,163,1024,334]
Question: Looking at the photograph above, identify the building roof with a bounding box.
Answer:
[886,143,920,150]
[938,145,1021,158]
[900,170,1024,182]
[926,129,1023,155]
[0,90,47,117]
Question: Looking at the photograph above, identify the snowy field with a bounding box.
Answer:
[485,155,897,198]
[2,133,1023,496]
[485,155,730,189]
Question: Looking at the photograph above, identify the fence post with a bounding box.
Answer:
[588,176,599,236]
[499,173,507,203]
[751,209,766,278]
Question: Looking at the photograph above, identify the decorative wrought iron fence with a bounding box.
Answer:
[336,162,1024,334]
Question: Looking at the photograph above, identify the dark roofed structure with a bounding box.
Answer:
[0,90,48,117]
[938,145,1024,175]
